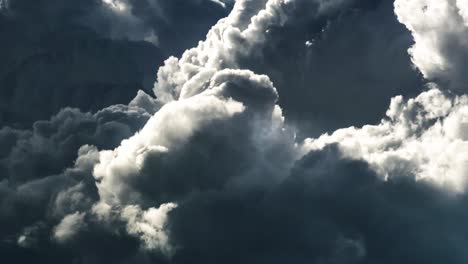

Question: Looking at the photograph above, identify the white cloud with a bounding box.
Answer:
[53,212,86,243]
[395,0,468,91]
[121,203,177,255]
[303,86,468,192]
[153,0,293,102]
[102,0,128,12]
[93,92,245,206]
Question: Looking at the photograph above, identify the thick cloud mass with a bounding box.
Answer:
[0,92,158,257]
[154,0,424,135]
[3,0,468,263]
[0,0,229,127]
[256,0,424,135]
[168,146,468,264]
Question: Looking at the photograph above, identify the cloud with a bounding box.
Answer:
[85,0,159,45]
[154,0,424,136]
[2,0,468,263]
[0,93,159,185]
[395,0,468,92]
[166,145,468,263]
[85,1,468,262]
[121,203,177,254]
[0,0,228,128]
[53,212,87,243]
[84,0,232,53]
[304,86,468,192]
[254,0,424,135]
[91,68,297,256]
[0,92,158,255]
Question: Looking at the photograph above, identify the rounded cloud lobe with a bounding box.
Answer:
[2,0,468,263]
[395,0,468,92]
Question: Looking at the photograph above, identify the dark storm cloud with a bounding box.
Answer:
[0,98,157,185]
[168,145,468,264]
[112,0,233,54]
[0,94,157,251]
[239,0,424,136]
[0,0,229,127]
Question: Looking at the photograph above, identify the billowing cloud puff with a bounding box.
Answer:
[154,0,424,135]
[121,203,177,254]
[0,92,158,255]
[304,86,468,192]
[91,68,297,254]
[395,0,468,92]
[154,0,371,103]
[153,0,292,102]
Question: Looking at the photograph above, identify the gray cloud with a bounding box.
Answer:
[0,95,158,185]
[154,0,424,136]
[0,92,158,251]
[240,0,424,135]
[0,0,228,127]
[2,0,468,263]
[168,145,468,263]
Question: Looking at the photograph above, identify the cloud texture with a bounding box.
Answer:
[0,0,228,127]
[395,0,468,92]
[2,0,468,263]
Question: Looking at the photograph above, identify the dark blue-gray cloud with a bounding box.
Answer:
[239,0,424,136]
[168,145,468,264]
[0,0,229,127]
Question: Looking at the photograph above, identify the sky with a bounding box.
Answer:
[1,0,468,263]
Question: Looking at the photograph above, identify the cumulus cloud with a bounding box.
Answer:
[154,0,424,135]
[90,67,297,257]
[304,86,468,192]
[0,92,158,256]
[152,0,304,103]
[83,1,468,262]
[395,0,468,92]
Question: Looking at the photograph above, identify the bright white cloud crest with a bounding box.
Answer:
[395,0,468,91]
[303,87,468,192]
